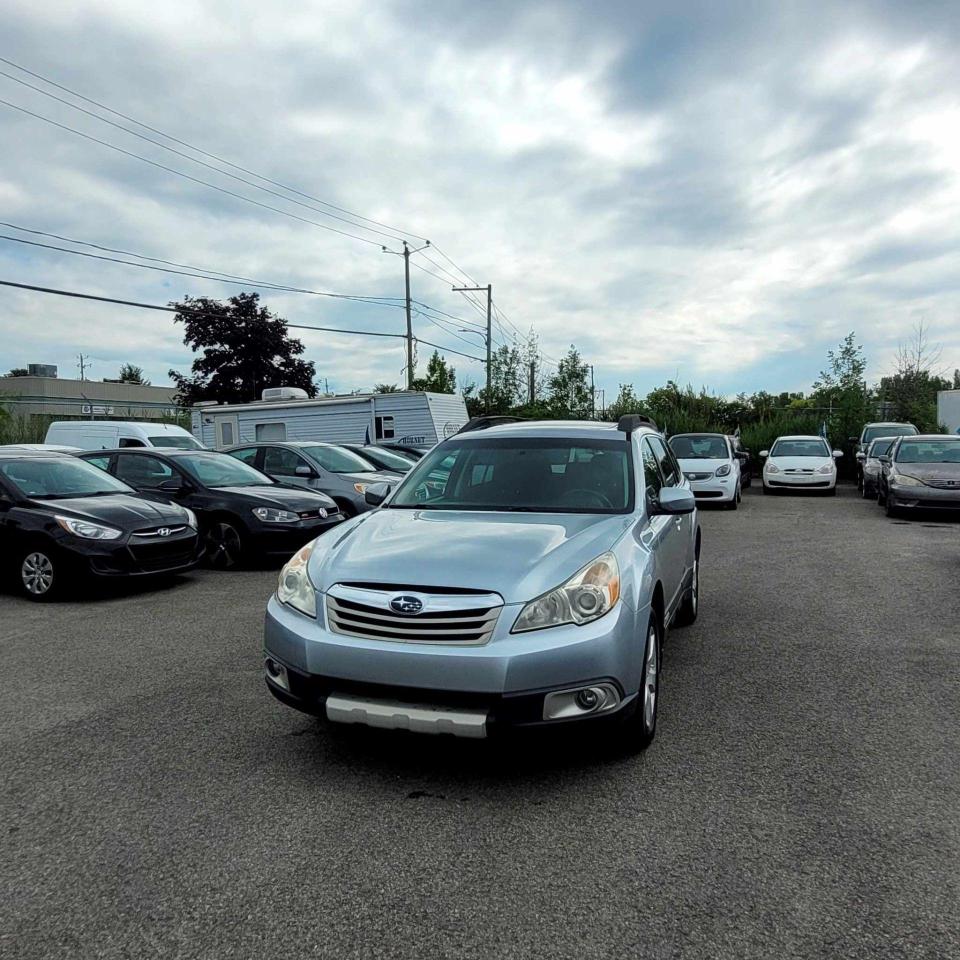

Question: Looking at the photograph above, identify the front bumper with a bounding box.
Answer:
[248,514,344,556]
[765,474,835,488]
[686,476,737,501]
[61,529,203,577]
[888,486,960,511]
[263,593,643,733]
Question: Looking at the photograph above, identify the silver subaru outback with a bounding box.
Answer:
[263,416,701,751]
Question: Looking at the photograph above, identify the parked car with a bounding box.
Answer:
[851,422,918,488]
[262,415,701,751]
[46,420,203,450]
[340,444,416,475]
[77,449,343,568]
[857,437,896,499]
[760,436,843,494]
[876,434,960,517]
[0,450,201,600]
[224,442,399,516]
[668,433,743,509]
[728,435,753,487]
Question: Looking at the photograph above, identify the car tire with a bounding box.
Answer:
[725,491,738,510]
[762,483,771,495]
[673,554,699,627]
[885,496,901,519]
[18,544,62,601]
[618,613,661,752]
[861,483,872,499]
[877,484,887,506]
[204,520,245,569]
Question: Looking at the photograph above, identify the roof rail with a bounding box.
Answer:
[617,414,658,437]
[456,415,529,435]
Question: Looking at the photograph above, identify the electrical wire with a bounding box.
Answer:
[0,55,430,244]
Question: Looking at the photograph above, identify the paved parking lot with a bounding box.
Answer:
[2,487,959,960]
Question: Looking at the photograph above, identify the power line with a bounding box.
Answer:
[0,55,430,244]
[0,97,391,248]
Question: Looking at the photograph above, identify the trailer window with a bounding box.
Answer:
[375,416,395,440]
[256,422,286,441]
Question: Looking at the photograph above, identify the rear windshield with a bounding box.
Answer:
[669,436,728,459]
[770,439,830,458]
[301,445,377,473]
[362,446,415,471]
[867,439,895,457]
[390,437,634,513]
[864,424,917,443]
[896,440,960,463]
[149,435,204,449]
[0,457,133,499]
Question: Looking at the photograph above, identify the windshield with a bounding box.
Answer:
[363,446,415,471]
[669,435,728,460]
[0,457,134,499]
[301,444,377,473]
[864,424,917,443]
[390,437,634,513]
[867,439,895,457]
[896,440,960,463]
[770,439,830,458]
[176,453,274,487]
[149,435,204,449]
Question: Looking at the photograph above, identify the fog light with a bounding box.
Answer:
[575,688,599,710]
[264,658,290,691]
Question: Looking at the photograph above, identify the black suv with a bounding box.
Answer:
[79,449,344,568]
[0,450,201,600]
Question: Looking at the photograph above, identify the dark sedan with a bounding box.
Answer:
[877,435,960,517]
[78,449,344,568]
[0,450,201,600]
[341,444,416,475]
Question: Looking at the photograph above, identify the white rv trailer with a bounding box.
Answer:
[937,389,960,434]
[191,390,469,451]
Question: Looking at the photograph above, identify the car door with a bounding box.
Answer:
[262,446,318,491]
[643,436,688,614]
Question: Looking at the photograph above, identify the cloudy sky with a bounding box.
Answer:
[1,0,959,403]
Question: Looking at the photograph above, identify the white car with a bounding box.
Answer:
[668,432,742,509]
[760,435,843,495]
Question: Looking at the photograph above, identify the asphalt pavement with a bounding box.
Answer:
[2,486,959,959]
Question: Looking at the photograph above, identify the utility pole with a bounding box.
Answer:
[453,284,492,411]
[528,359,536,405]
[383,240,431,390]
[77,353,91,381]
[589,364,595,418]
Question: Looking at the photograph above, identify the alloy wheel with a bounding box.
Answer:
[642,622,659,733]
[22,551,54,596]
[690,559,699,617]
[206,523,242,569]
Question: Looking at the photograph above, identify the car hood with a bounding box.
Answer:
[307,508,633,604]
[28,493,189,529]
[766,456,833,470]
[215,485,337,509]
[894,462,960,480]
[677,457,728,473]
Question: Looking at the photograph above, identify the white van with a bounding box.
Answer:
[44,421,204,451]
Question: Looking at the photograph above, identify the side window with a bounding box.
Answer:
[230,447,259,467]
[263,447,302,477]
[648,436,679,487]
[375,415,395,440]
[641,439,664,502]
[115,454,174,488]
[255,423,286,441]
[85,455,112,472]
[413,453,455,501]
[119,438,145,448]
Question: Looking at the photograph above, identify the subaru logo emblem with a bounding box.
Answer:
[157,527,171,538]
[390,595,423,615]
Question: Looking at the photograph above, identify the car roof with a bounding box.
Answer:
[449,420,649,442]
[0,449,74,460]
[668,432,727,439]
[865,421,917,427]
[898,433,960,441]
[77,448,213,457]
[225,441,344,450]
[774,435,827,441]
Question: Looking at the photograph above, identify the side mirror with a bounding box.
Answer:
[735,451,749,460]
[295,464,315,477]
[832,450,843,458]
[855,452,866,461]
[758,450,769,458]
[158,477,185,492]
[877,455,891,464]
[652,487,696,515]
[364,481,390,507]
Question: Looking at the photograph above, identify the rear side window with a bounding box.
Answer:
[230,447,259,466]
[84,455,112,472]
[115,454,175,488]
[647,436,679,486]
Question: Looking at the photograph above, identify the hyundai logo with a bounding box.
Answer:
[390,595,423,615]
[156,528,171,538]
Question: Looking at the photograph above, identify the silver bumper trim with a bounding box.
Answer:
[325,693,488,739]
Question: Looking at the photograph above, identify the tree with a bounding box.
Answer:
[373,383,400,393]
[878,322,950,431]
[810,332,872,446]
[118,363,150,386]
[606,383,645,420]
[411,350,456,394]
[167,292,316,406]
[3,368,28,378]
[547,346,592,417]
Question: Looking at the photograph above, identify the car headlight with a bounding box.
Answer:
[55,515,123,540]
[353,482,368,494]
[817,463,834,475]
[253,507,300,523]
[277,541,317,617]
[512,553,620,633]
[183,507,198,529]
[765,463,780,474]
[892,473,923,487]
[716,463,732,477]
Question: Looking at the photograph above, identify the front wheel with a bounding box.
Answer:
[877,484,887,506]
[18,545,62,601]
[204,521,245,569]
[618,614,661,752]
[885,496,901,519]
[762,483,771,495]
[673,555,699,627]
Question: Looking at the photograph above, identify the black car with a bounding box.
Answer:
[728,435,753,487]
[0,450,202,600]
[341,444,416,475]
[78,449,344,568]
